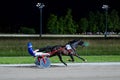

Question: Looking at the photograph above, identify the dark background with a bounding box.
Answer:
[0,0,119,33]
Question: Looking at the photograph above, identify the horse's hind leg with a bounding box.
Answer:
[68,54,75,62]
[58,54,67,66]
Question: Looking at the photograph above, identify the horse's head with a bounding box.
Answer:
[71,39,89,48]
[78,40,89,47]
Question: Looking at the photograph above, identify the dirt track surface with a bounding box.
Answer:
[0,63,120,80]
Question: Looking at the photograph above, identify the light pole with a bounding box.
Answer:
[102,5,109,38]
[36,3,45,37]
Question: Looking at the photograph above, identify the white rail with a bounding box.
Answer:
[0,34,119,38]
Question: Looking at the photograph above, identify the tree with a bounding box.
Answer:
[57,17,65,34]
[79,18,88,33]
[88,11,96,32]
[47,9,78,34]
[108,9,120,32]
[87,11,106,33]
[96,11,104,33]
[47,14,58,34]
[64,9,78,34]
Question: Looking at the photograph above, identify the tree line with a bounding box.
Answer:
[47,9,120,34]
[0,9,120,34]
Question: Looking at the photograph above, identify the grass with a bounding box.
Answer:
[0,57,34,64]
[0,55,120,64]
[0,38,120,56]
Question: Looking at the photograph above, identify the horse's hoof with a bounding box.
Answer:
[64,64,67,66]
[67,59,74,62]
[84,59,87,62]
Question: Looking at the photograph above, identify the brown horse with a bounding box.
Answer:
[38,39,87,66]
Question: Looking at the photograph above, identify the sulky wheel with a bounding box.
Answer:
[35,57,51,68]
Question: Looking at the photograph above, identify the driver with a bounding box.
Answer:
[27,42,50,57]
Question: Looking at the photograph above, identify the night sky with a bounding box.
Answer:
[0,0,119,33]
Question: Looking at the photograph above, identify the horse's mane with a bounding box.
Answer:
[67,39,80,44]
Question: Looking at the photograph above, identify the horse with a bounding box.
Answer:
[37,39,88,66]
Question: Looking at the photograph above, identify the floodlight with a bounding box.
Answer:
[102,5,108,10]
[36,3,45,8]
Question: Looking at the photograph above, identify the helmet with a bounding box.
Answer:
[27,42,32,48]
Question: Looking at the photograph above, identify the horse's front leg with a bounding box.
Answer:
[75,54,87,62]
[57,54,67,66]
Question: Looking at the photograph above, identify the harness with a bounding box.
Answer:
[65,40,78,54]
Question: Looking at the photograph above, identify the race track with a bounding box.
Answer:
[0,63,120,80]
